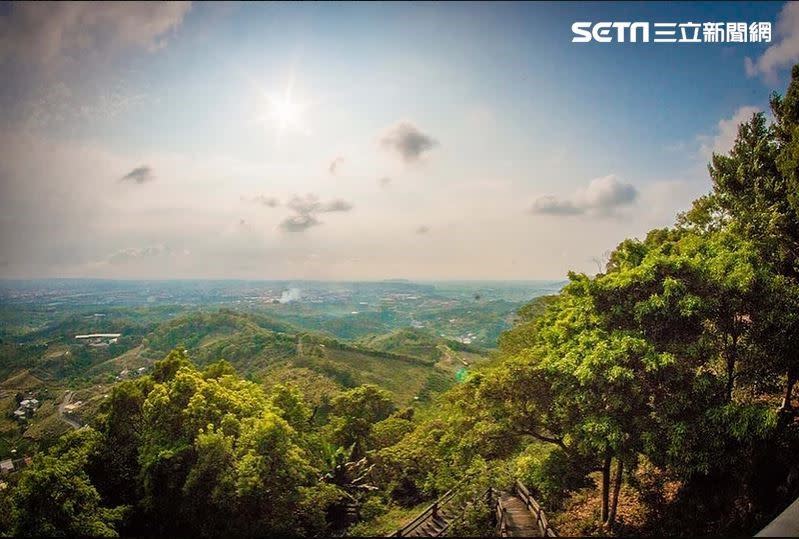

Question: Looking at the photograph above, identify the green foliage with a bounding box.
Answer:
[10,429,124,537]
[90,377,152,506]
[370,415,414,451]
[0,348,358,537]
[296,483,347,536]
[515,444,593,508]
[150,348,192,383]
[355,327,483,362]
[498,295,559,356]
[0,343,46,380]
[132,351,346,536]
[0,482,12,536]
[378,75,799,531]
[143,311,298,372]
[202,359,237,380]
[447,498,494,537]
[269,383,313,431]
[359,495,389,521]
[328,385,396,458]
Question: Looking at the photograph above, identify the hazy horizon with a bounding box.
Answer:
[0,276,568,285]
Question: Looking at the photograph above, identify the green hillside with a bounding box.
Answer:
[142,310,298,370]
[0,307,483,466]
[137,310,477,406]
[355,327,483,361]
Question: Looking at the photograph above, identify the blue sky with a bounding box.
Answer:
[0,1,796,280]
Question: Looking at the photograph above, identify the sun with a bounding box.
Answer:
[259,77,311,141]
[268,92,303,131]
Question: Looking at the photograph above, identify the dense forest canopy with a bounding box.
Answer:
[4,67,799,538]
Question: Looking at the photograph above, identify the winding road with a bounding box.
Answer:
[57,390,81,429]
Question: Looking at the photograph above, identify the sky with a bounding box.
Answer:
[0,1,797,281]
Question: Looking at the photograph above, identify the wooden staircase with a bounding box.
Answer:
[494,483,556,537]
[406,507,457,537]
[389,480,556,537]
[389,488,461,537]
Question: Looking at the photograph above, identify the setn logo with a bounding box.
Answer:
[572,22,649,43]
[572,21,772,44]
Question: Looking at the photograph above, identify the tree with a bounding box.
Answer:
[687,68,799,413]
[0,481,12,535]
[89,377,153,507]
[86,349,327,537]
[497,295,559,356]
[11,429,124,537]
[370,414,414,450]
[474,274,677,526]
[269,383,312,432]
[202,359,237,380]
[151,348,191,383]
[229,412,315,536]
[181,428,236,537]
[596,229,765,402]
[328,385,396,458]
[478,225,772,528]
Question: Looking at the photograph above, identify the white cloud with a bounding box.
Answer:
[636,178,710,228]
[0,1,192,68]
[120,165,154,184]
[530,196,583,216]
[329,156,344,175]
[280,194,353,233]
[1,3,188,132]
[379,121,438,163]
[286,194,353,215]
[247,195,280,208]
[321,199,353,212]
[573,175,638,212]
[744,2,799,82]
[106,244,183,265]
[530,175,639,217]
[14,80,150,131]
[698,105,762,157]
[279,213,320,233]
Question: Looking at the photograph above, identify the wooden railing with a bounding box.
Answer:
[514,480,557,537]
[390,488,458,537]
[389,478,556,537]
[493,488,509,537]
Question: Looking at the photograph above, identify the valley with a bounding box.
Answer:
[0,279,562,460]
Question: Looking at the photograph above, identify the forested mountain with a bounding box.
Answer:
[4,66,799,539]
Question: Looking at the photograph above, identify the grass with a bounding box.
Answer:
[0,370,44,390]
[84,345,147,377]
